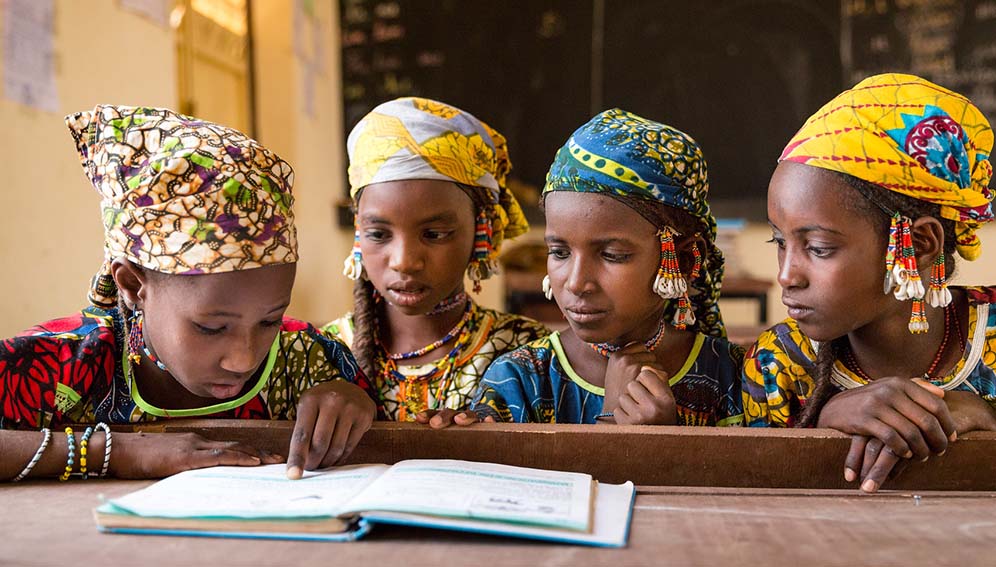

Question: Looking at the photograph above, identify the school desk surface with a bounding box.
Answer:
[3,480,994,565]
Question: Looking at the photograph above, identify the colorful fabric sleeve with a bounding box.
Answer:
[471,346,552,423]
[0,313,118,429]
[261,318,373,420]
[741,322,818,428]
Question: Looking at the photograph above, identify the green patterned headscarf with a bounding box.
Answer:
[67,105,297,308]
[544,108,725,338]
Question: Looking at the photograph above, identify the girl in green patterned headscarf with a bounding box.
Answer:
[466,109,744,426]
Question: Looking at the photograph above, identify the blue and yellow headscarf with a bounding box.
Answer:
[544,108,725,338]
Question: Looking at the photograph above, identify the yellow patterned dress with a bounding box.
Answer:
[323,303,548,421]
[742,286,996,427]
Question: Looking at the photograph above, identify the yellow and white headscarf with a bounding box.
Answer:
[67,105,298,308]
[346,97,528,262]
[780,73,994,261]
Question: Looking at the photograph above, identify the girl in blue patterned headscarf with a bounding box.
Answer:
[543,108,725,338]
[465,109,742,427]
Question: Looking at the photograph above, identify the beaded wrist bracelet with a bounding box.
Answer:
[12,428,52,482]
[94,422,112,477]
[59,427,75,482]
[78,426,94,480]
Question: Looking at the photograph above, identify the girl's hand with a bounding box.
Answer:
[840,388,995,493]
[111,432,283,479]
[613,366,677,425]
[817,376,957,463]
[843,435,908,493]
[414,409,494,429]
[286,381,376,479]
[604,344,677,425]
[944,390,996,434]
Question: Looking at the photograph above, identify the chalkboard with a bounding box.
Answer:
[842,0,996,139]
[340,0,593,223]
[339,0,995,222]
[601,0,842,218]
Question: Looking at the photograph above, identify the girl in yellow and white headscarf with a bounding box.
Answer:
[324,97,548,422]
[744,74,996,492]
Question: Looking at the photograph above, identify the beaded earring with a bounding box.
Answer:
[651,228,697,330]
[342,227,364,281]
[689,239,702,280]
[883,214,929,334]
[542,275,553,300]
[927,251,953,308]
[672,295,696,330]
[467,210,498,293]
[127,309,169,372]
[652,227,686,300]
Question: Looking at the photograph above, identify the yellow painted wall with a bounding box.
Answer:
[0,0,177,337]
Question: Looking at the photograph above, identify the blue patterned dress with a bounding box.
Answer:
[471,331,744,425]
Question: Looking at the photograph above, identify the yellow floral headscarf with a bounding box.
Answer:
[346,97,529,259]
[67,105,298,308]
[780,73,994,261]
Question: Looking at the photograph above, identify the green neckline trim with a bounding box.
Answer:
[672,333,705,384]
[549,332,605,395]
[123,332,280,417]
[551,331,706,396]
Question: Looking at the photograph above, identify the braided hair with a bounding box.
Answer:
[349,184,494,379]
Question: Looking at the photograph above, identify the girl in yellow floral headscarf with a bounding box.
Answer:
[323,97,548,422]
[744,74,996,493]
[1,105,375,482]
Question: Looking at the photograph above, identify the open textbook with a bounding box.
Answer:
[94,459,635,547]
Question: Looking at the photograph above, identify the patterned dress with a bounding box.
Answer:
[742,286,996,427]
[0,307,371,429]
[323,303,548,421]
[471,331,745,425]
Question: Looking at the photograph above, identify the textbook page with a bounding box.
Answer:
[362,481,636,547]
[339,459,593,531]
[106,464,389,519]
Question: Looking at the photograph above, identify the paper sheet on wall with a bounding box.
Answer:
[2,0,59,112]
[118,0,170,28]
[294,0,325,117]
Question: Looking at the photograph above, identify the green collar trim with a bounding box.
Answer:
[671,333,705,384]
[551,331,706,396]
[123,332,280,418]
[549,332,605,395]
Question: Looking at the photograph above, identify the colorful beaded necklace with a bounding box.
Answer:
[588,317,667,358]
[426,291,469,316]
[841,302,962,381]
[385,300,474,361]
[377,301,479,418]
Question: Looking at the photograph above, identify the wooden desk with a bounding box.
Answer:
[5,423,996,564]
[5,480,993,565]
[130,421,996,490]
